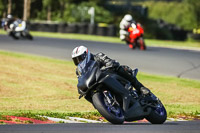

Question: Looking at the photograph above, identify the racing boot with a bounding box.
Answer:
[117,66,150,95]
[140,86,151,96]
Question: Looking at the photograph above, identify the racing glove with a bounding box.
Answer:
[121,65,133,75]
[95,52,120,70]
[105,60,120,70]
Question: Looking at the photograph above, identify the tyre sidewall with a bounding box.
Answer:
[92,92,124,124]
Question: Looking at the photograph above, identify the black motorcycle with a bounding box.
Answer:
[77,59,167,124]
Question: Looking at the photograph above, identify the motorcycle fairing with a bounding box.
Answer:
[77,61,98,92]
[77,59,151,121]
[98,74,151,121]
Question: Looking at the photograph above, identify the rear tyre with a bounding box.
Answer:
[138,38,146,50]
[92,92,124,124]
[26,33,33,40]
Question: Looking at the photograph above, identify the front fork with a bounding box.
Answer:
[103,90,119,106]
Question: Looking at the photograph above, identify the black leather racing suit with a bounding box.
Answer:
[94,52,144,92]
[75,52,144,92]
[4,18,15,30]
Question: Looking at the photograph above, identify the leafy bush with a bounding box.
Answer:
[36,1,113,24]
[139,1,197,30]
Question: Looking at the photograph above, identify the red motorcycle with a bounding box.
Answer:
[127,23,146,50]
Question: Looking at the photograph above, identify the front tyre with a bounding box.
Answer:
[92,92,124,124]
[9,32,19,40]
[146,99,167,124]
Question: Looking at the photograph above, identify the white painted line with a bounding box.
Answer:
[41,116,105,123]
[167,118,187,121]
[42,116,83,123]
[67,116,105,123]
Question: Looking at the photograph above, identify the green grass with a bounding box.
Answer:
[0,29,6,34]
[0,50,199,120]
[1,29,200,49]
[31,31,200,49]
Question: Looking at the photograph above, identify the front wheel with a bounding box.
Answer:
[145,95,167,124]
[92,91,124,124]
[9,32,19,40]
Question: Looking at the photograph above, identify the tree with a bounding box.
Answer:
[42,0,72,21]
[0,0,7,18]
[184,0,200,28]
[142,1,197,30]
[58,0,72,19]
[23,0,31,21]
[43,0,54,21]
[27,0,31,20]
[7,0,12,15]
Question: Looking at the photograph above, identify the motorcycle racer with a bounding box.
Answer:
[119,14,135,41]
[72,45,150,95]
[119,14,146,50]
[1,14,33,40]
[2,14,16,31]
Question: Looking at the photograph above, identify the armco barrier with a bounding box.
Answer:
[88,24,97,35]
[188,33,200,40]
[28,22,117,37]
[65,23,78,33]
[96,26,107,36]
[107,25,117,36]
[78,23,88,34]
[57,23,68,33]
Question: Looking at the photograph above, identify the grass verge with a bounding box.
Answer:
[0,50,199,120]
[0,29,200,49]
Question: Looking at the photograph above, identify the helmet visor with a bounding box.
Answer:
[72,53,86,66]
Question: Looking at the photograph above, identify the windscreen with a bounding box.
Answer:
[77,51,92,75]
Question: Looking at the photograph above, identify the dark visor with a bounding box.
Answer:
[72,54,86,66]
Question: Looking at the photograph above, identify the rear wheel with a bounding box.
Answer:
[138,37,146,50]
[26,33,33,40]
[24,32,33,40]
[92,91,124,124]
[22,31,33,40]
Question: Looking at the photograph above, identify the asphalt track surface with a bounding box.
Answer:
[0,35,200,132]
[0,35,200,80]
[0,121,200,133]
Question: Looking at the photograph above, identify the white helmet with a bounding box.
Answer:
[7,14,13,19]
[124,14,133,22]
[72,46,89,66]
[131,23,137,29]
